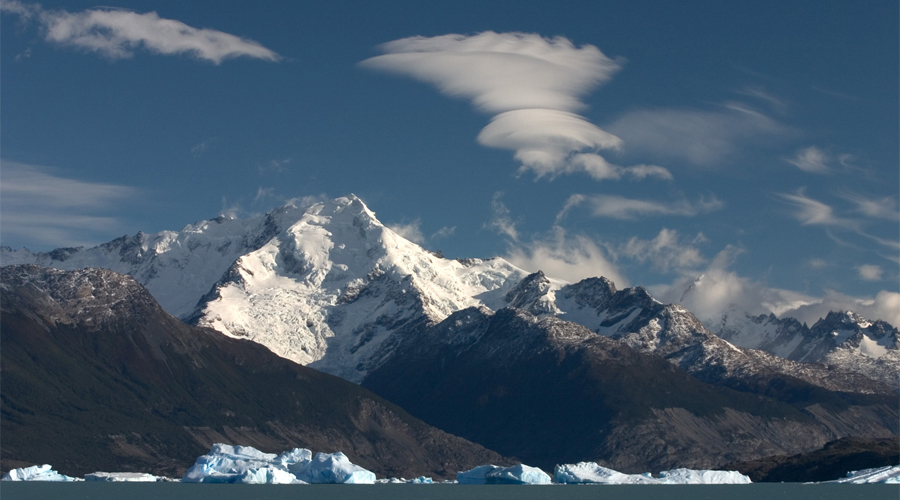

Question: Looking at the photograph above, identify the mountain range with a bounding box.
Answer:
[2,195,897,475]
[0,264,507,478]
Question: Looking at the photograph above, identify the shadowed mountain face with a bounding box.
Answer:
[723,437,900,483]
[0,265,509,479]
[361,307,899,473]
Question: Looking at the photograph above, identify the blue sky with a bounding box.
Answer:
[1,0,898,323]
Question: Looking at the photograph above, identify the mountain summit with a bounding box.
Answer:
[2,195,896,390]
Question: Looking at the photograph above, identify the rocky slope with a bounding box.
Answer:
[723,437,900,482]
[361,306,899,473]
[0,265,508,479]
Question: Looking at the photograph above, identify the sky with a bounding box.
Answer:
[1,0,898,325]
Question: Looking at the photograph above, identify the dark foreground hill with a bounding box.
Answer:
[362,307,899,473]
[724,437,900,483]
[0,264,508,479]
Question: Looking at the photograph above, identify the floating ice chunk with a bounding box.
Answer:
[824,465,900,484]
[457,464,551,484]
[376,476,434,484]
[84,472,159,482]
[236,467,299,484]
[182,443,303,484]
[273,448,314,476]
[488,464,551,484]
[292,452,376,484]
[658,468,751,484]
[457,465,502,484]
[554,462,659,484]
[1,464,80,482]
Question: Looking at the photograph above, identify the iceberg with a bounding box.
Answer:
[292,452,376,484]
[1,464,80,482]
[823,465,900,484]
[658,468,751,484]
[554,462,659,484]
[457,464,551,484]
[554,462,751,484]
[84,472,160,482]
[182,443,306,484]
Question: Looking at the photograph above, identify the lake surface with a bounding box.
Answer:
[1,483,898,500]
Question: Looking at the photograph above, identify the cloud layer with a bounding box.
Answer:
[363,32,666,181]
[1,1,280,63]
[605,104,789,167]
[557,193,723,220]
[0,161,136,247]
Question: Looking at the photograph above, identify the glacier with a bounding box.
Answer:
[457,464,551,484]
[1,464,80,482]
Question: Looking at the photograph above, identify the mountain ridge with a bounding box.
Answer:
[2,195,896,392]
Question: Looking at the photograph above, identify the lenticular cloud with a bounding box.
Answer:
[362,32,665,181]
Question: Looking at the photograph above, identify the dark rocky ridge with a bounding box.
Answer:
[0,264,509,479]
[361,306,899,473]
[724,437,900,482]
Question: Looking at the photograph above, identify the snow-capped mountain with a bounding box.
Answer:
[1,196,536,382]
[714,311,899,391]
[2,195,894,392]
[491,274,894,394]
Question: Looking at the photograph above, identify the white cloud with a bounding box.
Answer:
[362,31,620,114]
[605,105,789,166]
[782,290,900,327]
[1,1,280,64]
[616,229,706,273]
[485,192,520,241]
[253,187,276,203]
[557,193,723,220]
[785,146,831,174]
[653,247,900,327]
[504,227,628,287]
[842,194,900,221]
[362,31,670,181]
[387,219,426,245]
[807,258,828,270]
[857,264,884,281]
[0,161,136,247]
[776,189,857,229]
[776,189,899,254]
[431,226,456,239]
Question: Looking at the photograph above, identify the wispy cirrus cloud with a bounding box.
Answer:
[556,193,723,221]
[362,32,668,182]
[605,103,790,167]
[776,188,857,229]
[0,0,280,64]
[785,146,831,174]
[776,188,900,254]
[0,161,136,248]
[485,192,520,241]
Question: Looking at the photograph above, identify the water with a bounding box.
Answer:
[1,483,897,500]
